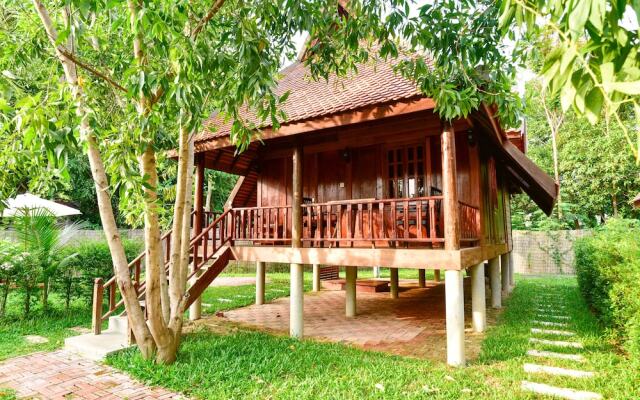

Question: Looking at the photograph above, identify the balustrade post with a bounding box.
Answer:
[92,278,104,335]
[108,283,116,312]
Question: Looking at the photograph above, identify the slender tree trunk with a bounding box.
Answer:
[32,0,155,358]
[0,279,9,316]
[41,275,49,310]
[205,177,213,212]
[612,192,618,217]
[550,129,562,219]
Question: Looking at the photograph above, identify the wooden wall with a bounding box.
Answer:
[253,110,506,247]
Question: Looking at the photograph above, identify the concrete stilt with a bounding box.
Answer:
[489,256,501,308]
[501,253,510,296]
[508,251,515,291]
[470,262,486,333]
[290,263,304,338]
[312,264,321,292]
[188,269,202,320]
[434,269,441,282]
[418,269,426,288]
[445,269,465,366]
[256,261,265,305]
[345,266,357,317]
[390,268,399,299]
[373,266,381,278]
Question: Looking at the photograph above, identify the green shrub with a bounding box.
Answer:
[574,218,640,358]
[52,239,143,308]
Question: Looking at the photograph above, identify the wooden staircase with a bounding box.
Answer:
[65,210,235,359]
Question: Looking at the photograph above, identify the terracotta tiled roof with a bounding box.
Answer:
[196,57,421,143]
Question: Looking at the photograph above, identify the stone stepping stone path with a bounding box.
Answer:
[533,320,569,327]
[527,349,585,362]
[521,295,603,400]
[531,328,576,336]
[521,381,602,400]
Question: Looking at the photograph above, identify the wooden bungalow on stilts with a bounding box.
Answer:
[90,55,557,367]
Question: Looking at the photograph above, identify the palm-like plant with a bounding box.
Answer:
[11,207,81,313]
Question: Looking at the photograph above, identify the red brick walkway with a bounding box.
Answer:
[0,350,184,399]
[215,278,491,361]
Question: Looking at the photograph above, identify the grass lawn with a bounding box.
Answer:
[107,275,640,399]
[0,293,93,361]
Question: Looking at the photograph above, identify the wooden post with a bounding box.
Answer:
[108,284,116,311]
[92,278,103,335]
[441,121,460,251]
[190,154,205,321]
[418,269,426,288]
[312,264,321,292]
[390,268,399,299]
[256,261,265,305]
[290,145,304,338]
[345,266,357,317]
[434,269,441,282]
[442,121,465,367]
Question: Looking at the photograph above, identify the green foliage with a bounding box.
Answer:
[511,79,640,230]
[574,218,640,358]
[500,0,640,158]
[53,238,143,308]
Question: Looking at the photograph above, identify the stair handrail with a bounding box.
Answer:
[92,210,224,333]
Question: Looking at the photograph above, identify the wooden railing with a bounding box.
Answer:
[301,197,445,247]
[232,206,292,244]
[92,210,226,334]
[459,201,480,242]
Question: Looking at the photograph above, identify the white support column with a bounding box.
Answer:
[345,266,357,317]
[445,269,465,366]
[373,266,381,278]
[312,264,321,292]
[290,263,304,338]
[290,145,304,338]
[390,268,399,299]
[470,262,486,333]
[434,269,441,283]
[188,269,202,321]
[256,261,265,305]
[508,251,515,291]
[489,256,501,308]
[418,269,426,288]
[501,253,510,296]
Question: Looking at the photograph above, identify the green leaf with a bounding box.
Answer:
[560,79,577,112]
[584,87,603,124]
[609,81,640,95]
[568,1,591,38]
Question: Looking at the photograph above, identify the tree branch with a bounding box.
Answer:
[57,48,127,93]
[191,0,225,39]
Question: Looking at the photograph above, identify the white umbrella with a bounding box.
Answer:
[1,193,82,217]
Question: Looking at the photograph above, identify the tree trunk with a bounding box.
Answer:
[551,129,562,219]
[139,146,175,362]
[205,177,213,212]
[612,192,618,217]
[42,276,49,311]
[32,0,155,358]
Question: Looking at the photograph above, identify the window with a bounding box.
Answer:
[386,144,426,198]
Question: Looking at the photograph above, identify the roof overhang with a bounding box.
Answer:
[473,103,558,216]
[192,95,435,154]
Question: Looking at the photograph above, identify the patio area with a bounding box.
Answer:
[205,277,496,362]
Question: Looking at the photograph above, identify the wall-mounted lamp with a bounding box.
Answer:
[341,148,351,162]
[467,129,476,147]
